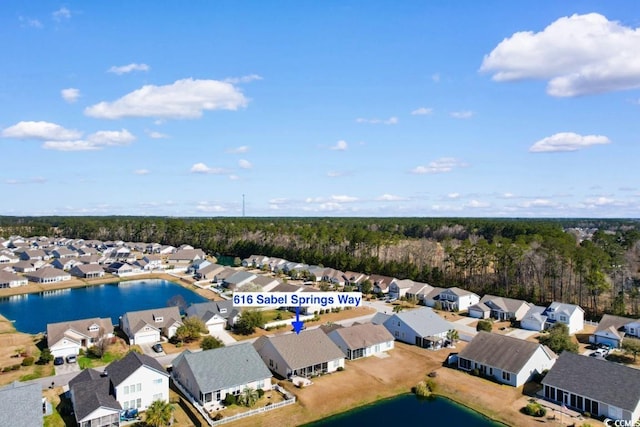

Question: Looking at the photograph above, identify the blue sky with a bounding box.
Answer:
[2,1,640,217]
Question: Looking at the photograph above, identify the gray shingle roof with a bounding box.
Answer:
[459,331,556,373]
[385,307,452,337]
[253,329,344,370]
[105,351,167,386]
[478,294,530,313]
[542,351,640,412]
[173,343,271,392]
[595,314,635,336]
[122,306,182,335]
[70,376,121,421]
[329,323,394,350]
[0,381,43,427]
[186,301,238,322]
[47,317,113,347]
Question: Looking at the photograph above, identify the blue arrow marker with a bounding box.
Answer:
[292,306,304,335]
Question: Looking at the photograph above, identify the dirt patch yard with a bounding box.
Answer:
[0,314,44,385]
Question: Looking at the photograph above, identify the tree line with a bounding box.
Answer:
[1,216,639,318]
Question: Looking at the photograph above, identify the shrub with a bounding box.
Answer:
[21,357,35,367]
[223,394,236,406]
[257,388,265,398]
[337,366,344,371]
[477,320,492,332]
[425,378,437,393]
[11,364,21,371]
[471,368,480,376]
[212,413,223,421]
[413,381,431,397]
[37,348,53,364]
[523,402,546,417]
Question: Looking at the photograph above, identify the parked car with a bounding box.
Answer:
[593,348,608,357]
[120,408,139,421]
[151,343,164,353]
[54,356,64,366]
[66,355,77,363]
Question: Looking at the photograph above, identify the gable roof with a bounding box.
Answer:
[70,375,121,421]
[459,331,556,373]
[371,312,392,325]
[478,294,530,313]
[123,306,182,335]
[105,351,167,386]
[186,301,238,322]
[253,329,344,370]
[595,314,637,337]
[173,343,271,392]
[385,307,451,337]
[542,351,640,412]
[47,317,113,347]
[329,323,394,350]
[26,267,70,279]
[547,302,584,317]
[0,381,43,427]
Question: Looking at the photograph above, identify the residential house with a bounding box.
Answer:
[106,262,141,276]
[158,245,176,255]
[326,323,394,360]
[0,270,28,288]
[521,302,584,335]
[321,268,346,287]
[424,287,480,312]
[47,317,114,358]
[172,344,272,410]
[194,263,225,281]
[382,307,452,349]
[12,260,39,273]
[589,314,640,348]
[142,255,163,270]
[253,329,345,378]
[0,381,44,427]
[468,295,532,321]
[51,247,78,259]
[520,305,548,332]
[241,255,270,268]
[51,257,82,271]
[405,282,434,304]
[25,268,71,284]
[457,332,557,387]
[185,301,240,334]
[187,259,212,275]
[120,306,183,345]
[388,279,417,299]
[168,249,206,264]
[542,351,640,424]
[244,275,281,292]
[342,271,368,287]
[69,352,169,426]
[369,274,395,295]
[0,252,19,264]
[222,271,257,290]
[19,249,49,261]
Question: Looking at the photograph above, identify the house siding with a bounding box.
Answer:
[114,367,169,411]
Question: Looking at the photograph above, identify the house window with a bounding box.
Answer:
[560,315,567,322]
[137,383,142,392]
[152,393,162,401]
[269,359,273,367]
[502,372,511,382]
[153,378,163,384]
[459,358,471,370]
[394,331,399,337]
[124,385,129,394]
[397,321,401,326]
[155,316,164,322]
[136,398,142,408]
[88,324,100,332]
[257,380,264,389]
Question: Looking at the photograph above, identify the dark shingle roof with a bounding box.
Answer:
[0,381,43,427]
[173,343,271,392]
[71,376,121,421]
[542,351,640,411]
[459,331,556,373]
[595,314,636,336]
[105,351,167,386]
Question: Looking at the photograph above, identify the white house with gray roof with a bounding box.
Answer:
[589,314,640,348]
[120,306,182,345]
[0,381,43,427]
[172,343,272,410]
[468,295,531,321]
[47,317,114,358]
[382,307,452,349]
[521,302,584,335]
[326,323,394,360]
[542,351,640,424]
[0,270,27,288]
[25,267,71,284]
[253,329,345,378]
[457,332,557,387]
[222,270,257,290]
[185,301,240,333]
[424,287,480,312]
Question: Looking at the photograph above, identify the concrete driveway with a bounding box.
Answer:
[210,330,236,346]
[54,359,80,376]
[505,329,539,340]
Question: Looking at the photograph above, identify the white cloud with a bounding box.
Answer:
[529,132,611,152]
[466,200,490,208]
[107,63,150,75]
[356,116,398,125]
[377,194,407,201]
[450,110,475,119]
[2,121,82,141]
[584,196,616,206]
[85,78,248,119]
[228,174,240,181]
[134,169,150,175]
[448,193,461,199]
[480,13,640,97]
[42,129,135,151]
[61,88,80,103]
[305,195,358,204]
[19,16,43,28]
[52,7,71,21]
[145,130,169,139]
[411,107,433,116]
[224,74,263,84]
[5,177,47,185]
[196,202,228,213]
[238,159,252,169]
[501,192,515,199]
[190,163,229,174]
[331,195,358,203]
[327,170,350,177]
[227,145,249,154]
[330,140,348,151]
[411,157,468,174]
[519,199,557,208]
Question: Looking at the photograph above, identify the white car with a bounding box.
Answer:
[593,348,608,357]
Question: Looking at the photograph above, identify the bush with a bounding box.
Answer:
[223,394,236,406]
[523,402,546,417]
[337,366,344,371]
[477,320,493,332]
[425,378,437,393]
[471,368,480,376]
[257,388,265,398]
[38,348,53,364]
[21,357,35,367]
[413,381,431,397]
[11,364,21,371]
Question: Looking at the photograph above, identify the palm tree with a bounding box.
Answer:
[144,400,175,427]
[392,304,405,313]
[237,387,259,408]
[446,329,459,346]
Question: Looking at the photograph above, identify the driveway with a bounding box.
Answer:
[54,360,81,376]
[210,330,236,346]
[505,329,539,340]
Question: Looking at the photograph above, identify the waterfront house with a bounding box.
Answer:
[222,270,257,290]
[51,247,78,259]
[0,381,44,427]
[47,317,114,358]
[194,263,225,281]
[12,260,38,273]
[172,344,272,410]
[51,257,82,271]
[424,287,480,312]
[0,270,28,288]
[589,314,640,348]
[69,263,105,279]
[120,306,182,345]
[168,249,206,264]
[468,295,531,321]
[542,351,640,424]
[241,254,270,268]
[106,261,140,275]
[457,332,557,387]
[25,267,71,284]
[142,255,163,270]
[326,323,394,360]
[521,302,584,334]
[185,301,240,334]
[0,252,20,264]
[253,329,345,378]
[382,307,451,349]
[19,249,49,261]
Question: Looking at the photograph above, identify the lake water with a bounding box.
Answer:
[304,394,505,427]
[0,279,208,333]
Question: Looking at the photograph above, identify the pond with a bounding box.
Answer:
[0,279,208,334]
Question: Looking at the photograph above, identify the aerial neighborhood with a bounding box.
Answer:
[1,234,640,427]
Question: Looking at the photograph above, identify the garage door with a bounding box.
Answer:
[135,332,159,345]
[208,323,225,334]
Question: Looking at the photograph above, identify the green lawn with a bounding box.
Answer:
[261,309,294,323]
[78,351,122,369]
[20,364,55,382]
